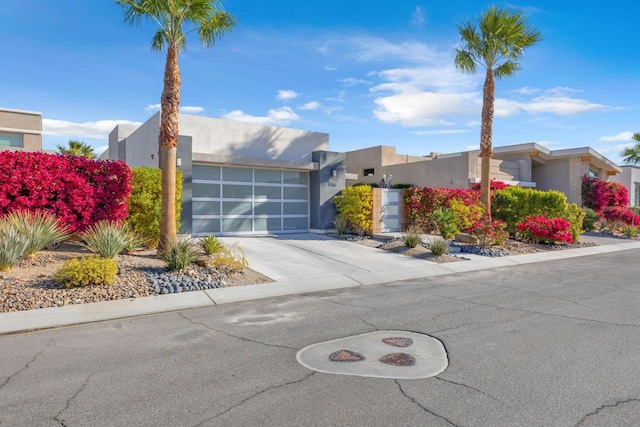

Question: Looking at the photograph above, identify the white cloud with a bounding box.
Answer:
[221,107,300,126]
[411,6,425,27]
[512,87,540,95]
[300,101,321,111]
[324,65,338,71]
[42,119,142,139]
[599,131,634,142]
[546,86,583,96]
[145,104,205,113]
[338,77,372,86]
[373,91,472,126]
[276,90,299,101]
[494,96,607,117]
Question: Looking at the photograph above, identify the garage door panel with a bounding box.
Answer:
[192,165,308,234]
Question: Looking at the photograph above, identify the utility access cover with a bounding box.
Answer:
[296,330,448,379]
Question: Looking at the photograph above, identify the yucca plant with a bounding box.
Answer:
[122,225,150,253]
[4,210,70,257]
[623,225,639,239]
[333,215,350,235]
[199,235,224,255]
[427,238,449,257]
[160,238,198,271]
[79,221,128,259]
[0,226,30,271]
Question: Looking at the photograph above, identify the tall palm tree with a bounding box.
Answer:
[116,0,235,248]
[621,133,640,165]
[455,6,541,216]
[56,140,96,159]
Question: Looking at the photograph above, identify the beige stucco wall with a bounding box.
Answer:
[119,113,161,167]
[0,108,42,150]
[180,114,328,162]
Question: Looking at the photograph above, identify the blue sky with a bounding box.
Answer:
[1,1,638,163]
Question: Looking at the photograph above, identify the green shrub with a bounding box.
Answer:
[566,203,585,243]
[430,207,458,240]
[126,167,183,249]
[160,238,198,271]
[4,210,70,257]
[0,226,29,271]
[333,186,373,236]
[401,227,421,248]
[582,208,600,232]
[199,235,224,255]
[426,238,449,256]
[493,187,569,235]
[333,215,350,235]
[449,199,484,232]
[623,225,639,239]
[211,244,249,276]
[79,221,129,259]
[53,256,118,287]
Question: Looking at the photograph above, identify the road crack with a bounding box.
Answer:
[311,296,378,309]
[576,398,640,426]
[395,380,459,426]
[0,341,50,390]
[434,377,503,402]
[194,371,316,426]
[178,312,297,350]
[53,375,92,426]
[359,318,380,331]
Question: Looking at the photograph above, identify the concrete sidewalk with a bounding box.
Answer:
[1,234,639,335]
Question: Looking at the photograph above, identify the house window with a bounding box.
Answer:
[0,133,23,147]
[363,168,375,177]
[587,170,598,178]
[634,183,640,207]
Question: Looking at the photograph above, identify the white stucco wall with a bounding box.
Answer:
[180,114,328,162]
[121,113,161,167]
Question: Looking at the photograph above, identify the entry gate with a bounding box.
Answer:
[380,189,402,233]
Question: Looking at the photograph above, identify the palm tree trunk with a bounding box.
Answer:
[159,44,181,249]
[479,68,495,217]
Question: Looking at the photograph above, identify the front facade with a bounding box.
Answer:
[0,107,43,151]
[346,143,621,205]
[610,166,640,207]
[108,113,346,236]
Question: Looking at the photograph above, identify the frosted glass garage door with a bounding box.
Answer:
[192,165,309,234]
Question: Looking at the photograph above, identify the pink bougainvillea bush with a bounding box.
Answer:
[0,151,132,232]
[516,215,573,244]
[404,187,481,232]
[581,175,629,215]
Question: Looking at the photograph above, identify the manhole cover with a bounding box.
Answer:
[379,353,416,367]
[382,337,414,348]
[329,349,365,363]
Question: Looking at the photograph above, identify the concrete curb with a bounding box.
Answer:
[1,240,639,335]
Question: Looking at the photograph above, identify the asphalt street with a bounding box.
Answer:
[2,249,640,426]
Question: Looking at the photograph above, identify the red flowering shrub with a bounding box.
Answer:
[516,215,573,244]
[404,186,480,232]
[603,206,640,228]
[468,216,509,248]
[0,151,131,232]
[470,180,511,191]
[581,175,629,215]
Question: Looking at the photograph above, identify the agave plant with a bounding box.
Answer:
[79,221,128,259]
[4,210,70,257]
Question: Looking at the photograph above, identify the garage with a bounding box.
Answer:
[191,165,309,235]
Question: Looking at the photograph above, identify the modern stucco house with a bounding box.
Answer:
[610,165,640,206]
[0,107,43,151]
[106,112,346,236]
[345,143,621,205]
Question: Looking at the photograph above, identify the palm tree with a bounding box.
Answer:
[56,140,96,159]
[621,133,640,165]
[116,0,235,248]
[455,6,541,216]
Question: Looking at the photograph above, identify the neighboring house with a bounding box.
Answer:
[609,165,640,207]
[106,112,346,236]
[346,143,621,205]
[0,107,43,151]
